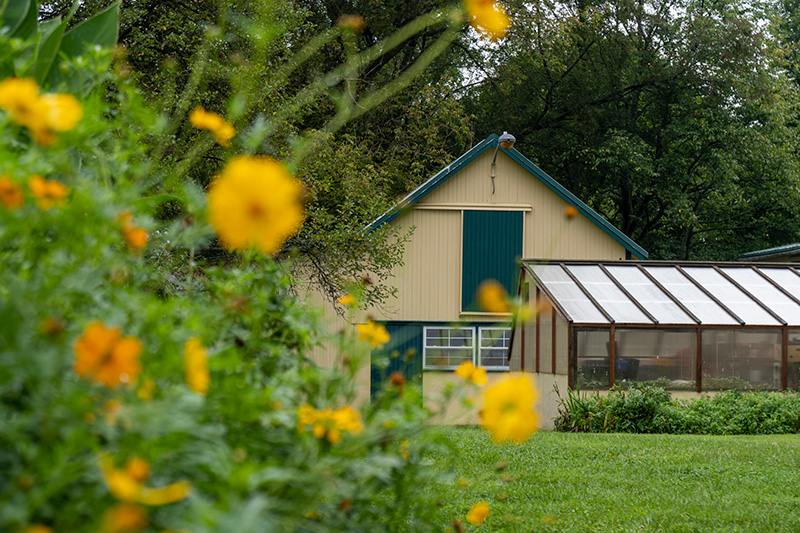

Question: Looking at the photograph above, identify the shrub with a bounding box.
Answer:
[556,386,800,435]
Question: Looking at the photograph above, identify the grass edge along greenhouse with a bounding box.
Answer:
[508,260,800,417]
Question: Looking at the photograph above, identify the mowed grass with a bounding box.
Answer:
[425,427,800,532]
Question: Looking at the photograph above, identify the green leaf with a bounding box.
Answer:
[133,194,182,214]
[0,0,31,37]
[33,18,66,84]
[58,1,119,59]
[10,0,37,40]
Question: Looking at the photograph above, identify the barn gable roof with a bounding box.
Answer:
[368,133,648,259]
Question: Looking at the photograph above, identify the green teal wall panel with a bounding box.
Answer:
[370,323,423,400]
[462,210,523,311]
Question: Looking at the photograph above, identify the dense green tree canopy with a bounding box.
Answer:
[469,0,800,259]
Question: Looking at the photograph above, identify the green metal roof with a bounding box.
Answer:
[368,134,648,259]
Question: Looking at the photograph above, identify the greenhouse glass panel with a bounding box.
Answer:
[701,329,781,390]
[615,329,696,390]
[644,267,738,325]
[530,265,609,323]
[721,267,800,324]
[789,329,800,391]
[683,268,780,325]
[605,266,695,324]
[566,265,651,324]
[576,328,611,389]
[759,269,800,304]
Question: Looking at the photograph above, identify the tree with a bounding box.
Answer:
[39,0,473,305]
[469,0,800,259]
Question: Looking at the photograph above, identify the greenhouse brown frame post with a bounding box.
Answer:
[552,307,557,374]
[535,287,540,373]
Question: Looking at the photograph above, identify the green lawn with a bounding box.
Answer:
[425,428,800,532]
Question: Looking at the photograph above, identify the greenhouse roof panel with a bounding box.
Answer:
[523,261,800,326]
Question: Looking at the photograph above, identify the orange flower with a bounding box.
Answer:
[100,455,191,506]
[117,212,149,254]
[356,321,390,348]
[207,156,304,254]
[101,504,148,532]
[73,322,142,388]
[565,205,578,219]
[28,175,68,210]
[467,501,490,525]
[0,175,23,209]
[477,279,510,313]
[464,0,509,40]
[189,107,235,146]
[455,361,488,385]
[183,337,209,396]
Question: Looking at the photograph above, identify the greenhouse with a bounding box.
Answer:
[509,260,800,391]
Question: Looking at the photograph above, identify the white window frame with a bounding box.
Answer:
[422,326,512,371]
[422,326,475,370]
[478,327,511,370]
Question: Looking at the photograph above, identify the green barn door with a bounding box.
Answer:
[462,210,523,311]
[370,323,423,401]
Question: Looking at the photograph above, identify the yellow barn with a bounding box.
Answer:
[305,133,647,427]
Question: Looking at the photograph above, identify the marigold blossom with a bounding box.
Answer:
[479,374,538,443]
[454,361,488,386]
[28,175,68,210]
[73,321,142,388]
[477,279,510,313]
[356,321,390,348]
[183,337,209,396]
[207,155,304,254]
[189,107,235,146]
[464,0,509,40]
[0,175,23,210]
[467,501,490,525]
[100,455,191,506]
[565,205,578,219]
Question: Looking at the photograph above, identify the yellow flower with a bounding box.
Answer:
[454,361,487,386]
[28,175,68,210]
[0,77,82,146]
[189,107,235,146]
[0,175,23,210]
[100,455,191,506]
[183,337,209,396]
[207,156,304,254]
[400,440,410,460]
[297,404,363,444]
[0,77,44,127]
[464,0,509,40]
[356,321,390,348]
[137,378,155,400]
[100,504,148,532]
[40,93,82,132]
[467,501,490,525]
[338,293,356,306]
[73,322,142,388]
[477,279,510,313]
[479,374,538,443]
[117,212,149,254]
